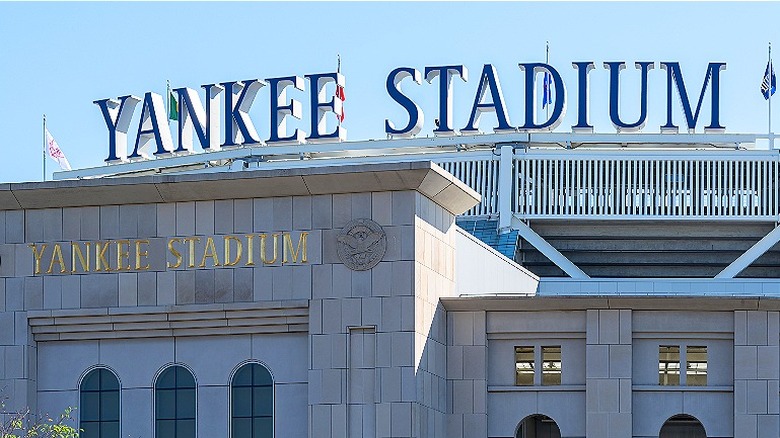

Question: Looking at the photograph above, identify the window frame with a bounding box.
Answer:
[659,344,708,387]
[514,346,535,386]
[541,346,562,386]
[79,366,121,438]
[659,345,681,386]
[229,361,275,438]
[514,345,563,386]
[153,364,197,438]
[685,345,708,387]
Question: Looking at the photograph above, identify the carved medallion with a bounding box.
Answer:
[337,218,387,271]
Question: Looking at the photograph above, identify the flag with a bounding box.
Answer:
[761,60,776,100]
[45,128,71,171]
[335,82,345,123]
[168,82,179,121]
[335,55,345,124]
[542,71,553,109]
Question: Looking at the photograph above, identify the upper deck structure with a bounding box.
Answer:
[54,131,780,280]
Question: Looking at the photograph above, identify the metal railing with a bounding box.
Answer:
[437,154,500,217]
[53,131,779,222]
[437,149,780,222]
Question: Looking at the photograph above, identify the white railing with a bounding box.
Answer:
[513,150,780,221]
[52,130,780,223]
[437,154,500,217]
[436,149,780,222]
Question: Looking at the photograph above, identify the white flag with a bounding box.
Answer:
[45,128,71,171]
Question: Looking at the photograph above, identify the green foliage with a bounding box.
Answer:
[0,399,79,438]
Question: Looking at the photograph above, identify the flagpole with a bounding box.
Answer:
[545,41,550,122]
[166,80,170,125]
[337,54,341,128]
[335,53,344,126]
[770,42,773,148]
[42,114,46,181]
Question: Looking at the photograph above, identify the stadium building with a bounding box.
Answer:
[2,62,780,438]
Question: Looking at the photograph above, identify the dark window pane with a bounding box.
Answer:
[80,421,100,438]
[157,369,176,389]
[156,389,176,419]
[80,368,122,436]
[82,371,100,391]
[253,387,273,417]
[231,363,274,438]
[253,365,272,386]
[99,370,119,391]
[176,388,196,419]
[233,366,252,387]
[81,392,100,422]
[232,418,251,438]
[254,417,273,437]
[176,419,196,438]
[100,421,120,438]
[101,390,120,421]
[232,387,252,418]
[176,368,196,389]
[156,419,175,437]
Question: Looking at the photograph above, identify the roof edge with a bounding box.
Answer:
[0,161,481,215]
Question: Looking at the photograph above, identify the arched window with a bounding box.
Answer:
[660,414,706,438]
[155,365,196,438]
[79,368,120,438]
[231,363,273,438]
[516,414,561,438]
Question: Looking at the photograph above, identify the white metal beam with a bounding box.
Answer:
[498,145,514,232]
[511,217,590,279]
[54,132,758,180]
[715,224,780,278]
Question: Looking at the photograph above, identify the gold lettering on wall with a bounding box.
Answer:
[116,240,131,271]
[200,237,221,268]
[71,242,91,273]
[167,238,182,269]
[245,235,255,266]
[184,237,200,268]
[95,241,111,272]
[259,233,279,264]
[28,231,310,275]
[223,236,243,267]
[135,240,150,270]
[47,244,66,274]
[28,243,48,275]
[283,232,308,264]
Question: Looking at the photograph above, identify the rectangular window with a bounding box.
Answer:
[686,346,707,386]
[542,346,562,385]
[659,345,680,385]
[515,346,534,385]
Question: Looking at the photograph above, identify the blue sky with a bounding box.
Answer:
[0,1,778,183]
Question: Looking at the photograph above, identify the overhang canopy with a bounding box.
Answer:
[0,161,481,215]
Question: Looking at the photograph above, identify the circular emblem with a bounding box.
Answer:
[337,218,387,271]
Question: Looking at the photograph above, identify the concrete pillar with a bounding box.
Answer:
[733,311,780,438]
[585,309,632,438]
[309,191,457,438]
[445,311,487,438]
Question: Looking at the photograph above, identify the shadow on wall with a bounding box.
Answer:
[414,301,449,437]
